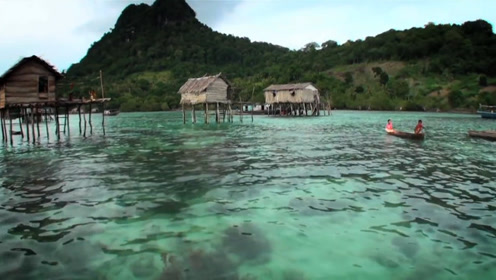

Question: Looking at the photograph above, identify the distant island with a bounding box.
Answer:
[64,0,496,112]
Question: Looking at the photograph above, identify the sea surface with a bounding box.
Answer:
[0,111,495,280]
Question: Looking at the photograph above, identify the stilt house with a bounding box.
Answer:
[0,55,63,109]
[178,73,232,105]
[0,56,111,145]
[178,73,235,124]
[264,83,321,116]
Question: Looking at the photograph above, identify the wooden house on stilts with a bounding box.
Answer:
[178,73,234,124]
[0,55,110,145]
[264,83,322,116]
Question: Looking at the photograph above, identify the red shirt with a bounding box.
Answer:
[415,123,423,133]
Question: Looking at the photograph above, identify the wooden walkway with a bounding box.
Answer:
[1,98,111,145]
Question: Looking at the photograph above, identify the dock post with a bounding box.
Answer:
[83,105,87,137]
[251,104,254,122]
[204,103,207,124]
[223,105,226,122]
[19,109,24,139]
[239,104,243,123]
[78,105,82,134]
[30,106,36,143]
[36,107,41,139]
[100,69,106,136]
[66,106,70,136]
[89,104,93,135]
[101,104,105,136]
[55,106,60,138]
[24,108,30,142]
[44,108,49,139]
[8,109,13,145]
[216,103,220,123]
[182,103,186,124]
[0,110,5,142]
[192,105,196,124]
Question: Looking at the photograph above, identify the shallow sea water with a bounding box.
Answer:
[0,110,495,280]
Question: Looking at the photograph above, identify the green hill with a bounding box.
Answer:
[65,0,496,112]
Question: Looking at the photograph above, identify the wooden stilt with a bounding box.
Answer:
[83,106,87,137]
[222,105,226,122]
[239,104,243,123]
[89,104,93,134]
[8,109,13,145]
[36,108,41,139]
[24,108,30,142]
[66,106,70,136]
[216,102,220,123]
[54,106,60,138]
[44,108,49,139]
[78,105,82,134]
[0,110,5,143]
[205,103,209,124]
[100,69,106,136]
[192,105,196,124]
[204,103,207,124]
[19,109,24,139]
[182,103,186,124]
[251,103,254,122]
[30,107,36,143]
[101,105,105,136]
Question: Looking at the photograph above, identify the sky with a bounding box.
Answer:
[0,0,495,74]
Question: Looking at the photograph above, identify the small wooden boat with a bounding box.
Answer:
[387,130,425,140]
[468,130,496,141]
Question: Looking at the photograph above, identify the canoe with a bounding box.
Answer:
[387,130,425,140]
[468,130,496,141]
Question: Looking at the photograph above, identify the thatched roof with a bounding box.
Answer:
[264,82,315,92]
[0,55,63,85]
[178,73,231,94]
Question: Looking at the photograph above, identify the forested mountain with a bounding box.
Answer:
[65,0,496,111]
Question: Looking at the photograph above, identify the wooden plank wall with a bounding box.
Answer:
[5,61,57,104]
[264,89,319,104]
[180,92,207,105]
[0,87,5,109]
[206,78,229,103]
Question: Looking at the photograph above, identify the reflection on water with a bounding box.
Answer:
[1,111,495,279]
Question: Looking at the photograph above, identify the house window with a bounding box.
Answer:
[38,76,48,94]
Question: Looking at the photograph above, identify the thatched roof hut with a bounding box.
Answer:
[178,73,232,105]
[264,82,320,104]
[0,56,63,109]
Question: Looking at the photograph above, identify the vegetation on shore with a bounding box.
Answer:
[64,0,496,112]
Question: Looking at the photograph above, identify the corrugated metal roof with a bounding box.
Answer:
[178,73,230,94]
[264,82,315,91]
[0,55,63,85]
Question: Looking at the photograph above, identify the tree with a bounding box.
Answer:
[448,90,464,107]
[380,72,389,86]
[355,85,364,93]
[302,42,320,52]
[372,67,383,77]
[322,40,338,49]
[390,79,409,99]
[344,72,353,85]
[479,75,488,87]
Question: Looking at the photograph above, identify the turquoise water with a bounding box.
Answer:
[0,111,495,280]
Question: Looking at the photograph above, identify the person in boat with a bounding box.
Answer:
[385,119,394,132]
[415,120,423,134]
